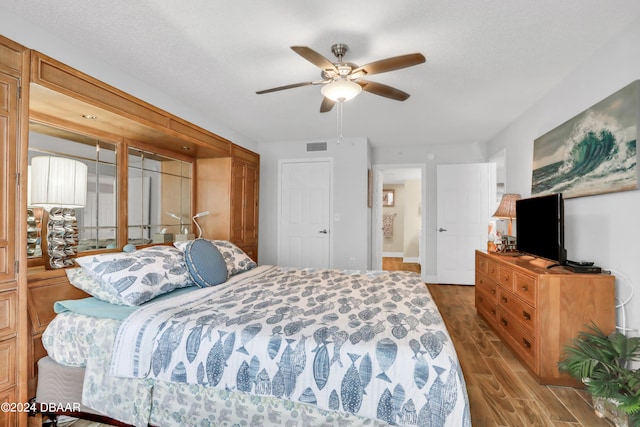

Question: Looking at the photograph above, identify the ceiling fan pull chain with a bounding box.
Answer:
[337,101,344,144]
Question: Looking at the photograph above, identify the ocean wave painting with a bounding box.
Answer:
[532,80,638,199]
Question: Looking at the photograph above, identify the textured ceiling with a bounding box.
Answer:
[3,0,640,148]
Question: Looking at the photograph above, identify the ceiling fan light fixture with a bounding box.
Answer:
[321,79,362,102]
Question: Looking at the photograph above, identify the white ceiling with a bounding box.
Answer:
[3,0,640,149]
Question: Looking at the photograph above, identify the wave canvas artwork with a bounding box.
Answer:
[532,80,638,198]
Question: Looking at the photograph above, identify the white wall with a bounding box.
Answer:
[403,179,421,259]
[257,137,370,270]
[0,10,257,152]
[486,16,640,337]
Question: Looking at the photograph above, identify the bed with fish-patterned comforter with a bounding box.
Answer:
[97,265,470,426]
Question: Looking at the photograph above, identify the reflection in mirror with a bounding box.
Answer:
[28,122,118,258]
[128,148,192,244]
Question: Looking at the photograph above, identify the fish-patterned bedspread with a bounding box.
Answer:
[111,265,471,426]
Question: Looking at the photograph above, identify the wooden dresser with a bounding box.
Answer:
[475,250,615,386]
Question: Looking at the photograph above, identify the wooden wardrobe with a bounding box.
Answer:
[0,34,260,427]
[0,35,29,427]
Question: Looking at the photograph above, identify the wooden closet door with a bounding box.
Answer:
[242,161,258,244]
[0,70,20,427]
[230,160,246,243]
[230,158,259,261]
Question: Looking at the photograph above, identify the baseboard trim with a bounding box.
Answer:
[403,256,419,264]
[382,252,404,258]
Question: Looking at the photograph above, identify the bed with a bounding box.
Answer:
[35,240,471,427]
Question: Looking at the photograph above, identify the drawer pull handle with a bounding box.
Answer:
[522,338,531,349]
[522,311,531,321]
[490,289,496,295]
[501,296,508,303]
[490,308,496,315]
[478,296,483,303]
[522,285,528,292]
[501,318,508,327]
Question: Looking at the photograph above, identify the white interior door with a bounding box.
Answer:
[278,160,332,268]
[436,163,493,285]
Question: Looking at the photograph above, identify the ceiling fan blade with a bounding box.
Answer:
[320,97,336,113]
[256,81,317,94]
[291,46,338,73]
[358,80,410,101]
[352,53,426,76]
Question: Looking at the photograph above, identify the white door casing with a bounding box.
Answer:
[278,159,332,268]
[436,163,493,285]
[371,164,426,281]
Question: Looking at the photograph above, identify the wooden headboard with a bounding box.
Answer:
[26,267,89,397]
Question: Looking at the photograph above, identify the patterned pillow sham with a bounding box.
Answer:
[174,239,257,277]
[66,267,124,305]
[75,246,195,306]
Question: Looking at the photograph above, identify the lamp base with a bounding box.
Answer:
[152,233,174,243]
[175,233,195,242]
[43,207,78,269]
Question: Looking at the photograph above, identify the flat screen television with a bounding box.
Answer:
[515,193,567,265]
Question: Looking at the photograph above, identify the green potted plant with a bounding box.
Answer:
[558,324,640,427]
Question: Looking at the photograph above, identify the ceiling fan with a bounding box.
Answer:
[256,44,426,112]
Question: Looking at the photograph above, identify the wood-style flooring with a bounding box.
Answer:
[382,256,421,273]
[427,283,613,426]
[382,257,612,426]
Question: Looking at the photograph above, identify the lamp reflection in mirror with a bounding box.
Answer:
[30,156,88,268]
[31,156,88,209]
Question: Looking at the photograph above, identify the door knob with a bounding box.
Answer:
[319,229,328,234]
[438,228,448,232]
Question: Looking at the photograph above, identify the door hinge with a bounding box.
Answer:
[17,85,21,100]
[16,172,20,186]
[15,260,19,274]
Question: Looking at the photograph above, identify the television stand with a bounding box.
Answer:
[475,250,615,386]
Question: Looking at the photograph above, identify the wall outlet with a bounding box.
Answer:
[348,257,356,266]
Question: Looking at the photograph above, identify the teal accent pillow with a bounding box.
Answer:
[184,238,228,287]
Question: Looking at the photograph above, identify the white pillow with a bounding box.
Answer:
[75,246,194,306]
[66,267,124,305]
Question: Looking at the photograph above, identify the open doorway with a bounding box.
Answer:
[372,165,424,276]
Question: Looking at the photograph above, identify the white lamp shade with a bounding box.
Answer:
[321,79,362,102]
[30,156,88,210]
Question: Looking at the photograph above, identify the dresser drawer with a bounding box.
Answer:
[476,273,498,301]
[0,290,17,340]
[497,289,536,333]
[514,272,537,304]
[486,259,499,280]
[497,265,514,290]
[497,308,536,369]
[475,290,497,325]
[476,254,488,274]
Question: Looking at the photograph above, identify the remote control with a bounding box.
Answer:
[567,260,594,266]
